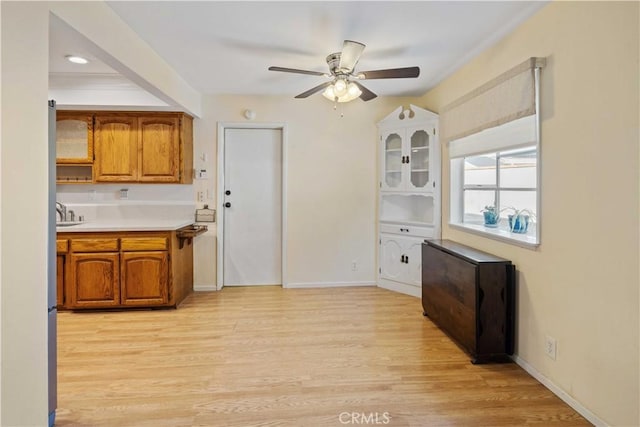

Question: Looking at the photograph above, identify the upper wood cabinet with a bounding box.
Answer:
[94,115,138,182]
[56,112,94,164]
[138,115,180,182]
[58,111,193,184]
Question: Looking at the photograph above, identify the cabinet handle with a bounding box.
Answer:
[224,202,231,208]
[401,255,406,263]
[405,255,409,264]
[225,190,231,195]
[406,156,410,164]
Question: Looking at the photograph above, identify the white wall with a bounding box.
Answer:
[195,95,419,287]
[420,2,639,425]
[0,2,50,425]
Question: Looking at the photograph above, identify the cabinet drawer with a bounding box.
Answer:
[56,239,68,254]
[120,237,168,251]
[70,238,119,252]
[380,223,434,238]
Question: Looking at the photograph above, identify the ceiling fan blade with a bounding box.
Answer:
[268,66,326,77]
[352,81,377,102]
[338,40,365,73]
[358,66,420,79]
[294,81,333,99]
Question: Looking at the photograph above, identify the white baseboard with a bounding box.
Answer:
[511,355,606,426]
[285,281,375,289]
[193,284,217,291]
[377,279,421,298]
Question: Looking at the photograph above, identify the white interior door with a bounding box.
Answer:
[223,128,282,286]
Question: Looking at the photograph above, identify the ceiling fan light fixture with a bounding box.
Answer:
[333,79,347,96]
[322,81,362,103]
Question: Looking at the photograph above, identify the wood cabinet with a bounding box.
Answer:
[94,112,192,183]
[121,252,168,306]
[58,111,193,184]
[421,239,516,364]
[120,236,169,306]
[56,112,94,164]
[68,252,120,308]
[56,239,68,308]
[56,112,95,183]
[94,115,138,182]
[57,230,193,310]
[138,116,180,182]
[377,105,441,297]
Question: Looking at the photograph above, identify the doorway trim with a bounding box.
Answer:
[216,122,288,290]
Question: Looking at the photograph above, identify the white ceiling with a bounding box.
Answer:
[50,1,547,101]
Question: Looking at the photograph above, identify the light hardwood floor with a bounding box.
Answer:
[56,286,590,426]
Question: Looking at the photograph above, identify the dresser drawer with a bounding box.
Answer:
[70,238,119,252]
[380,223,434,238]
[120,237,168,251]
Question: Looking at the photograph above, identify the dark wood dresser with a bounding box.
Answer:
[421,239,515,364]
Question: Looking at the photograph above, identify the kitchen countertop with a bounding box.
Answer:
[56,219,195,233]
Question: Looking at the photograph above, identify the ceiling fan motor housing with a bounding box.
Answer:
[326,52,343,75]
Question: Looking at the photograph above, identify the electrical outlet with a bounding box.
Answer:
[545,335,557,360]
[351,261,358,271]
[197,191,204,202]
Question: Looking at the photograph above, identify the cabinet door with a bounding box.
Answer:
[138,116,180,182]
[67,253,120,308]
[380,235,404,282]
[121,251,169,306]
[405,126,433,192]
[94,115,138,182]
[380,130,404,191]
[56,255,65,308]
[404,238,424,287]
[56,112,94,164]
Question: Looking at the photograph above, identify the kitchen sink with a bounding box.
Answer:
[56,221,83,227]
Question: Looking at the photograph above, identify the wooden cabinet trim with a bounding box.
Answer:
[121,237,168,251]
[70,238,119,252]
[56,239,69,254]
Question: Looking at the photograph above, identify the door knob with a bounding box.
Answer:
[224,202,231,208]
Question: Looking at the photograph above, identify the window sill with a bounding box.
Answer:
[449,222,539,250]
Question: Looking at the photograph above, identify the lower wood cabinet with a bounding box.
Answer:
[121,251,168,306]
[68,252,120,308]
[57,230,193,310]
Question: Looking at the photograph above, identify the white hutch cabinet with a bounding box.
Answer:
[378,105,440,297]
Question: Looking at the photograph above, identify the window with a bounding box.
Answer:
[442,58,544,248]
[449,116,540,247]
[458,146,537,240]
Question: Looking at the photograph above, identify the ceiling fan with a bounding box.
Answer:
[268,40,420,103]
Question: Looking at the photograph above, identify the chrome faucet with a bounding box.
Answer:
[56,202,67,222]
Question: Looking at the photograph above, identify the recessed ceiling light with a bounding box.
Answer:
[65,55,89,65]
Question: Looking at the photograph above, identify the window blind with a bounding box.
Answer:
[449,115,536,158]
[441,57,546,144]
